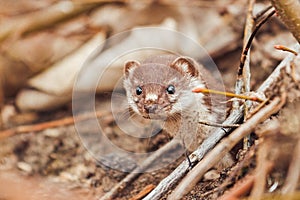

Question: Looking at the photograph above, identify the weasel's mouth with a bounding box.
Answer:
[142,113,167,120]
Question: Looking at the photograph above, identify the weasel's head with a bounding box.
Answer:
[123,55,206,120]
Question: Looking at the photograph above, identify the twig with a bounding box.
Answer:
[168,96,285,200]
[257,43,300,93]
[233,6,275,109]
[99,139,181,200]
[245,98,269,119]
[219,161,274,200]
[0,110,108,140]
[253,5,273,21]
[242,0,255,93]
[143,44,299,200]
[192,88,264,102]
[281,138,300,194]
[241,0,255,150]
[250,141,274,198]
[274,45,298,56]
[218,174,255,200]
[237,8,275,77]
[198,120,239,128]
[129,184,156,200]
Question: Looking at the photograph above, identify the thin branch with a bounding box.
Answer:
[219,162,274,200]
[198,120,240,128]
[237,9,275,77]
[257,43,300,93]
[281,138,300,194]
[192,88,264,102]
[253,5,273,21]
[250,142,274,198]
[129,184,156,200]
[274,45,298,56]
[241,1,255,152]
[98,139,181,200]
[242,0,255,94]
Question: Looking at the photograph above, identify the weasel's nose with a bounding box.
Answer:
[144,104,158,113]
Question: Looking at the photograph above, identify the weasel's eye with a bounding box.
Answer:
[136,86,143,95]
[166,85,175,94]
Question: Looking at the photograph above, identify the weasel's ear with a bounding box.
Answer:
[124,60,140,77]
[170,57,198,77]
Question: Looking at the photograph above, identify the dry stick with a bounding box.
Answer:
[274,45,299,56]
[257,43,300,93]
[192,88,264,102]
[236,8,275,77]
[233,6,275,110]
[128,184,156,200]
[198,120,239,128]
[219,174,255,200]
[219,162,274,200]
[242,0,255,93]
[281,138,300,194]
[250,140,273,198]
[143,44,300,200]
[168,96,285,200]
[98,139,181,200]
[0,110,107,140]
[253,5,273,21]
[234,6,275,112]
[241,0,255,150]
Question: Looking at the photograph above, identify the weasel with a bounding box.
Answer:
[123,54,233,166]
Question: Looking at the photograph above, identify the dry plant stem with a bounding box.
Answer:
[234,8,275,109]
[99,139,181,200]
[218,174,255,200]
[0,111,107,140]
[257,43,300,93]
[198,120,239,128]
[245,99,269,119]
[243,0,255,94]
[253,5,273,21]
[250,142,273,198]
[0,1,101,42]
[242,0,255,150]
[168,97,285,200]
[219,162,274,200]
[270,0,300,43]
[237,8,275,77]
[274,45,298,56]
[281,139,300,194]
[129,184,156,200]
[143,44,299,200]
[192,88,264,102]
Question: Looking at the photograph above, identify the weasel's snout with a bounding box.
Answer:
[144,104,158,114]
